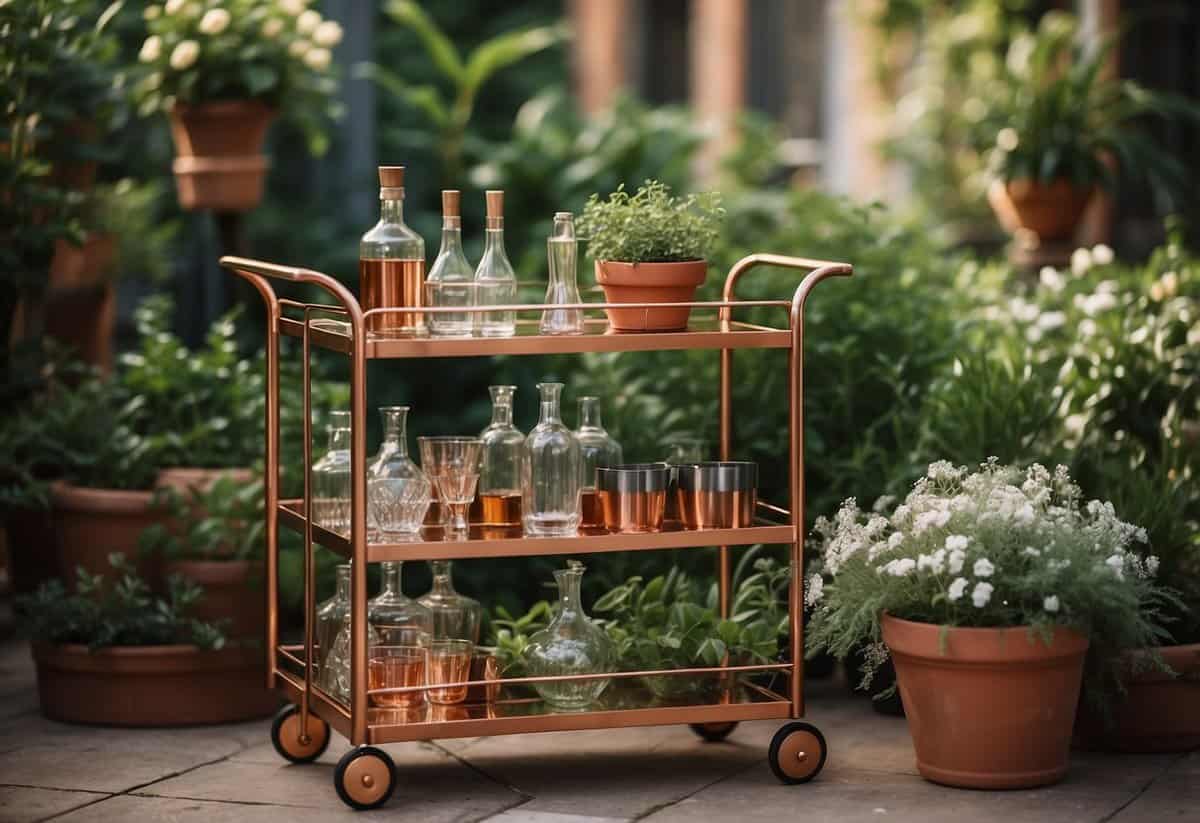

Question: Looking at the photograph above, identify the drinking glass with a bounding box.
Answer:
[427,639,473,704]
[418,437,483,538]
[368,644,429,708]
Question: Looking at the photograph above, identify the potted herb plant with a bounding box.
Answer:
[578,180,724,331]
[807,459,1172,790]
[136,0,342,211]
[982,13,1200,243]
[18,555,276,726]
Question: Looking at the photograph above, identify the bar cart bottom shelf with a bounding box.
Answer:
[268,677,828,810]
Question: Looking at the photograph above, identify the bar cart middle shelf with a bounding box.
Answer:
[222,252,851,811]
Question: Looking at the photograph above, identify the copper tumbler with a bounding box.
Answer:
[676,462,757,529]
[596,463,669,533]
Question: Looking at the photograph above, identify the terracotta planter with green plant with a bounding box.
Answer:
[808,460,1174,790]
[18,556,276,726]
[578,181,724,332]
[980,12,1200,243]
[136,0,342,211]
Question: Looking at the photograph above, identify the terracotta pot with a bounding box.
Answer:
[50,482,165,584]
[49,233,116,291]
[594,259,708,332]
[32,643,277,726]
[1076,643,1200,753]
[165,560,263,640]
[882,613,1088,789]
[168,101,274,212]
[156,467,255,496]
[988,178,1094,243]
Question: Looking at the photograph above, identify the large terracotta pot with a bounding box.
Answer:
[50,482,165,583]
[1076,643,1200,753]
[156,467,255,496]
[988,178,1094,243]
[882,613,1088,789]
[594,259,708,332]
[165,560,263,640]
[32,643,276,726]
[48,233,116,291]
[168,101,274,212]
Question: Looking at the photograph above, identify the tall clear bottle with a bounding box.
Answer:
[367,406,432,540]
[541,212,585,335]
[312,411,352,534]
[574,396,623,529]
[426,189,475,337]
[314,563,351,681]
[323,607,381,705]
[474,190,517,338]
[476,385,524,527]
[417,560,482,643]
[368,561,433,642]
[522,382,582,536]
[360,166,425,337]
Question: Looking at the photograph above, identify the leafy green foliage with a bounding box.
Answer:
[488,599,552,677]
[17,554,227,650]
[576,180,724,264]
[139,474,265,563]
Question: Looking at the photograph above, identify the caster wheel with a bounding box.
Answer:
[690,721,739,742]
[334,746,396,811]
[270,705,330,764]
[769,721,827,784]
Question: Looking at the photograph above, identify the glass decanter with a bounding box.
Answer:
[426,189,476,338]
[474,190,517,338]
[541,212,585,335]
[312,411,352,534]
[476,385,524,527]
[417,560,482,643]
[525,562,615,710]
[522,382,582,536]
[574,396,623,528]
[367,406,432,540]
[323,609,381,704]
[360,165,426,337]
[314,563,351,681]
[368,561,433,641]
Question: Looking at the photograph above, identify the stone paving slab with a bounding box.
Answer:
[0,637,1194,822]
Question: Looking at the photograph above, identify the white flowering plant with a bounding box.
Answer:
[135,0,342,152]
[806,459,1179,706]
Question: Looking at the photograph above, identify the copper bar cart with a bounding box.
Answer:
[221,252,851,810]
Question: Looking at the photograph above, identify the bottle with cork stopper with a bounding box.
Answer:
[426,189,476,338]
[474,190,517,338]
[360,166,425,337]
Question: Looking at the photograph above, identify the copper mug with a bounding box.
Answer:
[676,461,757,529]
[596,463,669,533]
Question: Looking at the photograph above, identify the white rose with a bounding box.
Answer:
[198,8,231,35]
[971,581,994,608]
[947,577,968,602]
[1091,244,1114,266]
[278,0,305,14]
[312,20,343,47]
[973,558,995,577]
[164,0,186,13]
[139,35,163,63]
[1070,247,1092,277]
[944,534,970,552]
[169,40,200,71]
[297,9,322,33]
[1038,266,1064,292]
[303,46,331,70]
[143,5,161,20]
[948,548,965,575]
[262,18,284,38]
[1043,595,1060,613]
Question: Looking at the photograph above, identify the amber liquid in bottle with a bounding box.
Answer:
[360,258,425,335]
[473,492,522,527]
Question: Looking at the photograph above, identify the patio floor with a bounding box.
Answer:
[0,637,1193,822]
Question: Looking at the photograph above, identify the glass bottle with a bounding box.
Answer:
[367,406,432,540]
[522,382,582,536]
[541,212,585,335]
[323,608,381,704]
[417,560,482,643]
[525,562,615,710]
[360,165,425,337]
[368,561,433,642]
[426,189,475,338]
[574,397,623,529]
[314,563,351,681]
[312,411,352,534]
[474,190,517,338]
[476,385,524,527]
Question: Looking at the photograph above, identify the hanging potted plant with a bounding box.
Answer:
[135,0,342,212]
[981,13,1200,244]
[807,459,1173,790]
[18,555,276,726]
[578,180,724,332]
